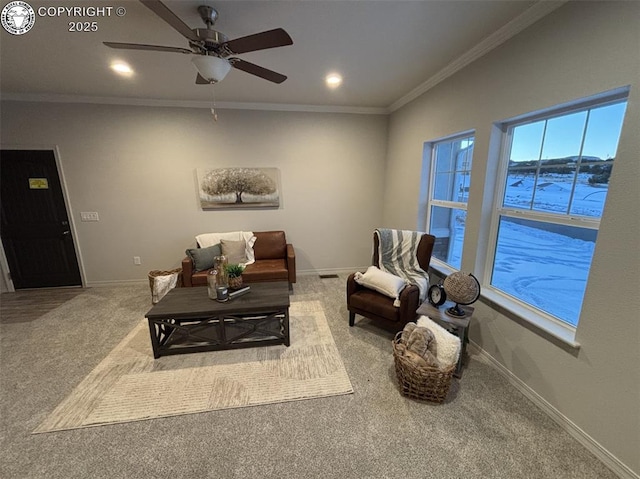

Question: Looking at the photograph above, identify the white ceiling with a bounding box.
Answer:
[0,0,561,112]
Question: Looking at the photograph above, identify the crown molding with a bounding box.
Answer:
[0,93,388,115]
[388,0,568,113]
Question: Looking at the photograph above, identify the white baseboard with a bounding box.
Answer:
[469,342,639,479]
[81,268,366,286]
[298,267,367,276]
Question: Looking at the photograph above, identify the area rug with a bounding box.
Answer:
[34,300,353,433]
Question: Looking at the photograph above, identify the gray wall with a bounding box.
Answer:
[0,105,388,284]
[383,2,639,476]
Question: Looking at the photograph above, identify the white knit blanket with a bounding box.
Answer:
[151,273,179,304]
[375,228,429,302]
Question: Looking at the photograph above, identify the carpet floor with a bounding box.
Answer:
[0,275,618,479]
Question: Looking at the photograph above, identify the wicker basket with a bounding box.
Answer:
[148,268,182,291]
[148,268,182,304]
[391,332,455,403]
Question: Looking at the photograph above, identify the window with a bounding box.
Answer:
[425,134,474,270]
[487,93,627,328]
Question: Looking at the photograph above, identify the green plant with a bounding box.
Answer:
[225,263,245,278]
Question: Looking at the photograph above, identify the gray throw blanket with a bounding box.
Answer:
[375,228,429,302]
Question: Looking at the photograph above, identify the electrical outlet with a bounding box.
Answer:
[80,212,99,222]
[133,256,141,265]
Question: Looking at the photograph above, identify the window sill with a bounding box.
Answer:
[427,264,581,349]
[481,288,581,349]
[428,260,457,278]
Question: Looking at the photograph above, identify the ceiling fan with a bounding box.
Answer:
[104,0,293,84]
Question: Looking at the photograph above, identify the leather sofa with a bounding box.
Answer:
[182,230,296,287]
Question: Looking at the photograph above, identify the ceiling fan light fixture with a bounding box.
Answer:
[192,55,232,83]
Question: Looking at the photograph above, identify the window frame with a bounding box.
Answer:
[482,90,628,341]
[424,131,475,272]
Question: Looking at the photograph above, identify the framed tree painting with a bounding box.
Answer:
[197,167,280,209]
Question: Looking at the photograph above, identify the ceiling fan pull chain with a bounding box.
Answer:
[211,85,218,122]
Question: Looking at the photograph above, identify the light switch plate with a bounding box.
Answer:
[80,212,99,222]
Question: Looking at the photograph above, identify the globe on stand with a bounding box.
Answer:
[443,272,481,318]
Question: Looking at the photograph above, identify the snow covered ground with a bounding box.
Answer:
[492,218,595,326]
[496,173,606,326]
[447,172,608,326]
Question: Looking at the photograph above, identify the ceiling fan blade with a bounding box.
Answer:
[221,28,293,55]
[195,73,212,84]
[140,0,198,42]
[103,42,192,54]
[230,58,287,84]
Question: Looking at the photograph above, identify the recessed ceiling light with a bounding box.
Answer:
[325,73,342,89]
[110,61,133,76]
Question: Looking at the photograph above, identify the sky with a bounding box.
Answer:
[509,101,627,162]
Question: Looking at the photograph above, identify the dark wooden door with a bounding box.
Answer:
[1,150,82,289]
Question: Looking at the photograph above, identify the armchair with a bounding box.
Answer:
[347,232,435,331]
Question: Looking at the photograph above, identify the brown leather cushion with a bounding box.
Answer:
[254,231,286,260]
[190,258,289,286]
[349,289,400,322]
[243,259,288,281]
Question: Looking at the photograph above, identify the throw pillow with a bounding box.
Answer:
[195,231,257,265]
[220,239,248,264]
[353,266,407,305]
[186,244,222,272]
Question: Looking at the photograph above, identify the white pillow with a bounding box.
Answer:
[354,266,407,306]
[416,316,461,368]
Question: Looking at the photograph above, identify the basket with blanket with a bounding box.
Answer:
[148,268,182,304]
[392,316,461,403]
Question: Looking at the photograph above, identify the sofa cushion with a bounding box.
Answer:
[349,288,400,322]
[190,258,289,286]
[220,239,247,264]
[242,259,289,282]
[185,244,221,272]
[254,231,287,260]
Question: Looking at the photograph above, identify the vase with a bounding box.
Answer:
[207,270,217,300]
[229,275,243,289]
[213,255,228,288]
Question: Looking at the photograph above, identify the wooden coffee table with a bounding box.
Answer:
[145,281,290,359]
